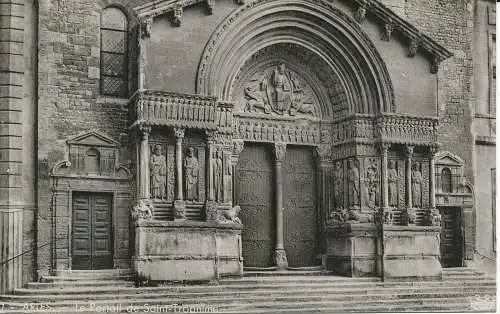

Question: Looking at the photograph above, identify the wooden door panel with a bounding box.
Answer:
[237,144,275,267]
[284,147,318,267]
[439,207,462,267]
[72,192,113,270]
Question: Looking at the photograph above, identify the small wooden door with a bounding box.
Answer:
[284,146,319,267]
[237,144,275,267]
[72,192,113,270]
[439,207,463,268]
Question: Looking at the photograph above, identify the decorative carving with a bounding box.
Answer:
[242,63,316,117]
[273,143,287,162]
[184,147,199,201]
[328,208,348,226]
[408,37,421,57]
[173,127,185,140]
[274,249,288,268]
[354,4,367,23]
[214,150,223,202]
[333,161,344,209]
[388,160,398,207]
[430,56,441,74]
[50,160,71,176]
[173,200,186,220]
[205,0,214,15]
[364,158,379,209]
[383,207,394,225]
[376,114,438,145]
[172,4,182,26]
[140,16,153,39]
[411,162,423,208]
[217,205,242,224]
[347,158,360,208]
[348,209,375,223]
[205,201,217,221]
[131,199,153,221]
[232,140,245,156]
[381,19,393,41]
[316,145,331,162]
[407,207,416,225]
[150,144,167,200]
[426,207,441,227]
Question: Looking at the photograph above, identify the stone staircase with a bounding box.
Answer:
[0,268,495,313]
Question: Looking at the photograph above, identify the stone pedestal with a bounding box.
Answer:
[325,223,382,277]
[133,220,243,282]
[382,225,441,280]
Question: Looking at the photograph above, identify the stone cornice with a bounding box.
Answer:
[134,0,453,63]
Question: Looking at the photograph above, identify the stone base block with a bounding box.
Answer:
[133,220,242,282]
[382,225,441,280]
[325,223,381,277]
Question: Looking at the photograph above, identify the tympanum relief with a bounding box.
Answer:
[241,63,317,117]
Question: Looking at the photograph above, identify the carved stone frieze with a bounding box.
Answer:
[233,117,320,145]
[376,114,438,146]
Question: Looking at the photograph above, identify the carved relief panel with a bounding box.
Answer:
[67,131,119,176]
[148,135,175,203]
[182,130,206,204]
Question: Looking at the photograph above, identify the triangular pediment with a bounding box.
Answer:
[435,151,465,166]
[66,130,119,148]
[134,0,453,63]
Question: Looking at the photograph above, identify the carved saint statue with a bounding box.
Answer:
[150,144,166,200]
[333,161,344,209]
[411,162,423,208]
[388,160,398,207]
[272,64,292,114]
[214,150,223,202]
[347,159,360,208]
[184,147,199,201]
[365,163,378,208]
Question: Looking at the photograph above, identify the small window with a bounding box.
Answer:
[100,7,128,97]
[85,148,100,174]
[441,168,452,193]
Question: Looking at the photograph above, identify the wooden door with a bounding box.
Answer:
[237,144,275,267]
[284,146,319,267]
[72,192,113,270]
[439,207,462,268]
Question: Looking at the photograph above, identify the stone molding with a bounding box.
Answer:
[134,0,453,73]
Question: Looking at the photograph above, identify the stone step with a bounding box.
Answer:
[41,274,133,282]
[0,295,494,314]
[26,280,135,289]
[3,281,495,301]
[243,270,328,277]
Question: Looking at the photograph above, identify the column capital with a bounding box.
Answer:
[232,140,245,156]
[205,130,216,144]
[272,142,287,162]
[378,142,391,156]
[428,144,439,158]
[173,127,185,140]
[405,145,414,158]
[315,144,331,163]
[138,125,151,136]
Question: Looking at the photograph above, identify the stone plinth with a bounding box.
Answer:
[382,225,441,280]
[325,223,382,277]
[133,220,242,282]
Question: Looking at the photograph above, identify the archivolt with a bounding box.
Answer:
[196,0,395,115]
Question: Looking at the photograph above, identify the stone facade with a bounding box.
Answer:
[0,0,495,292]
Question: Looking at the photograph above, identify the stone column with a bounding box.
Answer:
[173,128,186,219]
[428,146,438,209]
[205,131,215,201]
[272,143,288,269]
[0,0,25,293]
[138,126,151,200]
[405,145,414,224]
[315,145,330,269]
[379,143,390,208]
[231,140,244,205]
